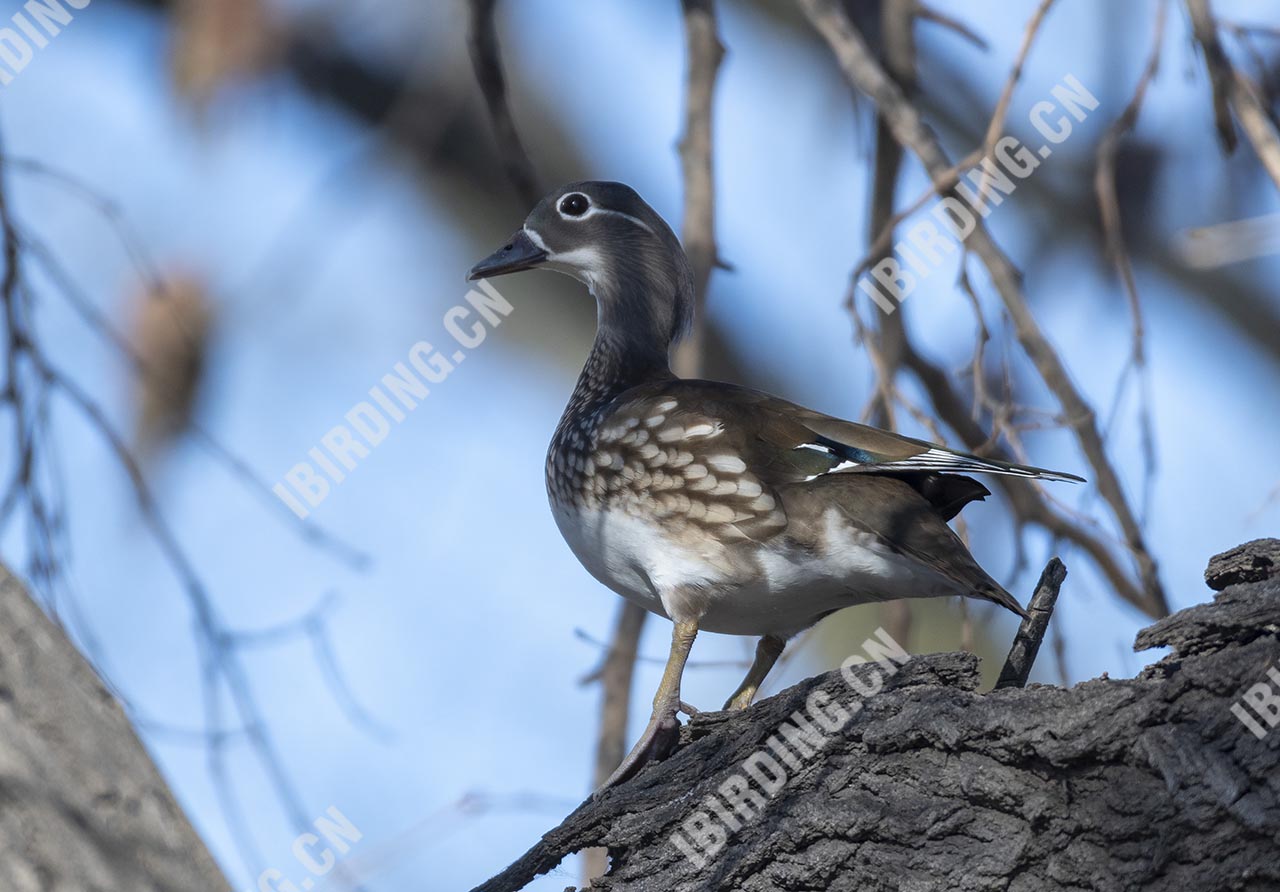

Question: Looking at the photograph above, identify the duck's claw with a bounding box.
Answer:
[596,701,682,793]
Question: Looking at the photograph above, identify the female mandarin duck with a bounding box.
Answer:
[469,181,1081,789]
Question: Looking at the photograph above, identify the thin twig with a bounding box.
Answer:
[12,167,371,570]
[1185,0,1239,152]
[43,362,314,862]
[986,1,1057,145]
[899,338,1150,612]
[0,135,372,887]
[575,627,747,674]
[917,4,989,51]
[586,604,648,783]
[467,0,542,206]
[1093,1,1166,526]
[1229,70,1280,193]
[855,0,1056,277]
[995,558,1067,688]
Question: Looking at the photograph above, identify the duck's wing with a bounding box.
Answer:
[641,380,1085,486]
[596,379,1081,549]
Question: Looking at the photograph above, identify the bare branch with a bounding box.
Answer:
[467,0,542,206]
[581,601,646,881]
[898,339,1151,612]
[917,4,989,51]
[475,545,1279,891]
[674,0,726,380]
[576,627,748,673]
[0,136,372,887]
[11,161,371,570]
[797,0,1168,616]
[584,4,725,877]
[978,0,1057,158]
[1185,0,1240,152]
[1228,70,1280,193]
[856,0,1056,278]
[865,0,918,642]
[1186,0,1280,192]
[588,604,648,784]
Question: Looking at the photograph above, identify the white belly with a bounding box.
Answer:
[551,503,963,636]
[551,502,694,620]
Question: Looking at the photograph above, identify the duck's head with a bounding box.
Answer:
[468,181,694,348]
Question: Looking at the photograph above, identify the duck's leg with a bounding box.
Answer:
[599,619,698,790]
[722,634,786,711]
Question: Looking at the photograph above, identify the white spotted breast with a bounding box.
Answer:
[546,393,788,543]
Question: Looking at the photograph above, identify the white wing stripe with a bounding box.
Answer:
[803,446,1079,483]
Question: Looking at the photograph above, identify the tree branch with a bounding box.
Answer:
[467,0,543,206]
[0,564,232,891]
[995,557,1066,688]
[674,0,726,380]
[1185,0,1240,152]
[1186,0,1280,193]
[474,542,1280,891]
[797,0,1167,616]
[584,2,726,879]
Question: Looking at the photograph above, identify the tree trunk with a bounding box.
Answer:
[0,565,231,892]
[476,541,1280,892]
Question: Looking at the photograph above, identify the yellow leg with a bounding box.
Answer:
[599,619,698,790]
[653,620,697,709]
[723,634,786,711]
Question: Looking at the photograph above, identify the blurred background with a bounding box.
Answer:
[0,0,1278,889]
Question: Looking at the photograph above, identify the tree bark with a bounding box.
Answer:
[0,565,231,892]
[476,541,1280,892]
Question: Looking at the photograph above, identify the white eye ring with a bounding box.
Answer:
[558,193,590,217]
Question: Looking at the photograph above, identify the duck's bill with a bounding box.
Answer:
[467,230,548,280]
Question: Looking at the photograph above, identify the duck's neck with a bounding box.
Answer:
[566,276,679,415]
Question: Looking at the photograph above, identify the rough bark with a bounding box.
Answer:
[1205,539,1280,591]
[477,541,1280,892]
[0,565,231,892]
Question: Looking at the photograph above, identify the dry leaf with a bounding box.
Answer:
[128,272,214,460]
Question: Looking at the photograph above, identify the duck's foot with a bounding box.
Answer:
[596,699,682,793]
[595,619,700,795]
[722,634,786,711]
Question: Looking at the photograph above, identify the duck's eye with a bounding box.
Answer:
[559,193,589,217]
